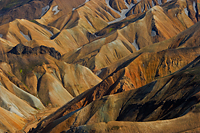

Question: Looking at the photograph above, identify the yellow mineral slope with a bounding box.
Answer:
[0,107,25,133]
[0,0,196,56]
[0,53,102,131]
[61,1,195,72]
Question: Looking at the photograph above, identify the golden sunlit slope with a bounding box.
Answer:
[61,1,195,72]
[0,0,199,132]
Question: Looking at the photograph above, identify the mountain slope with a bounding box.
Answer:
[0,0,52,25]
[0,0,199,132]
[27,20,200,132]
[29,54,200,133]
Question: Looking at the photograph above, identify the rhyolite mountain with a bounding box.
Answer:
[0,0,199,132]
[0,0,52,25]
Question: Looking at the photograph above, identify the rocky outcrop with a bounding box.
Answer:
[8,44,61,59]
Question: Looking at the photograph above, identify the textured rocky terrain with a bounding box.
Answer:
[0,0,52,25]
[0,0,200,132]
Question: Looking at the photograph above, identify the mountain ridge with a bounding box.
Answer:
[0,0,200,132]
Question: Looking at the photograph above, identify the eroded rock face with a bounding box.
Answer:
[38,72,74,107]
[0,47,102,132]
[65,112,200,133]
[61,3,196,72]
[0,107,26,133]
[0,0,199,132]
[25,72,38,96]
[8,44,61,60]
[28,12,200,133]
[30,55,200,133]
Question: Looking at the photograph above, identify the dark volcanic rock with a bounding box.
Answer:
[8,44,61,59]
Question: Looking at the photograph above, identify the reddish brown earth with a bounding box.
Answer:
[0,0,52,25]
[0,0,200,132]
